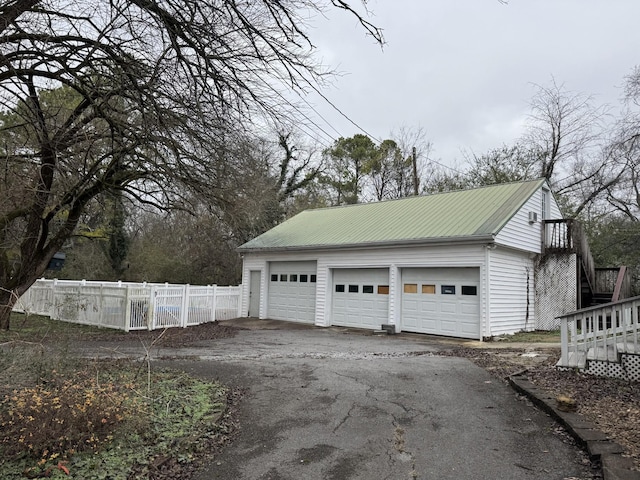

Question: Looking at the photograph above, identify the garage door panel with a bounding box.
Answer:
[360,299,376,310]
[403,300,418,312]
[419,300,437,313]
[401,268,480,339]
[461,323,478,334]
[347,298,362,309]
[332,268,389,329]
[440,302,457,314]
[441,323,458,335]
[268,261,317,323]
[461,303,478,315]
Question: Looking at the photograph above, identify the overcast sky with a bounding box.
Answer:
[299,0,640,169]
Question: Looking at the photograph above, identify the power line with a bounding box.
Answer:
[270,77,466,176]
[305,82,383,144]
[297,95,345,139]
[300,86,464,175]
[265,79,338,147]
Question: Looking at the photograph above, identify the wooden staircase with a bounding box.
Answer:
[544,219,639,380]
[543,220,632,308]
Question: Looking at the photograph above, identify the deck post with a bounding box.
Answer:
[560,315,569,367]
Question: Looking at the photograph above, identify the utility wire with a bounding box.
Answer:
[305,82,383,144]
[272,77,466,176]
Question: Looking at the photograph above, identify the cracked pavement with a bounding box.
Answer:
[91,322,596,479]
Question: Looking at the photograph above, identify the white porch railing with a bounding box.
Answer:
[558,295,640,368]
[13,279,242,331]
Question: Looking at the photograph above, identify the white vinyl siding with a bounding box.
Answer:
[487,247,535,335]
[496,189,545,253]
[549,190,562,219]
[496,184,564,254]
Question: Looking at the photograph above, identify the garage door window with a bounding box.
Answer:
[335,284,345,293]
[300,274,308,282]
[441,285,455,294]
[422,284,436,294]
[348,285,359,293]
[271,274,278,282]
[280,274,288,282]
[462,286,477,295]
[404,284,418,294]
[290,274,298,282]
[378,285,389,294]
[310,275,317,283]
[363,285,374,294]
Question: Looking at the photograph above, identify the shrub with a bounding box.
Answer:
[0,369,141,460]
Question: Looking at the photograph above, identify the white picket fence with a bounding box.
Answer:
[13,279,242,331]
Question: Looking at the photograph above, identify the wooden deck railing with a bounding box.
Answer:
[557,295,640,368]
[613,266,631,301]
[594,266,632,302]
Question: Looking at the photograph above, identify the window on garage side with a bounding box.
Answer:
[271,274,278,282]
[441,285,455,295]
[280,274,288,282]
[462,285,477,295]
[348,285,359,293]
[378,285,389,294]
[335,284,345,293]
[404,283,418,294]
[363,285,374,293]
[422,284,436,294]
[290,274,298,282]
[300,274,308,282]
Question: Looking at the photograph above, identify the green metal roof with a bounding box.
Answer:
[238,179,547,252]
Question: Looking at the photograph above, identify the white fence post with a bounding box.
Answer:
[50,279,57,319]
[98,283,104,327]
[148,286,155,331]
[124,284,131,332]
[181,284,189,328]
[211,285,217,322]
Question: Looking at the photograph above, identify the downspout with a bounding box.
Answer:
[525,265,531,330]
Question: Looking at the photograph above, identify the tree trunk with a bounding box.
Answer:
[0,287,19,330]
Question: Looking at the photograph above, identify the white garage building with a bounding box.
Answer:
[238,179,563,340]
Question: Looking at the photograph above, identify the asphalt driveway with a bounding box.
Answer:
[138,321,597,480]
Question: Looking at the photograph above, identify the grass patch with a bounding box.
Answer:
[493,329,561,343]
[1,312,127,343]
[0,333,234,479]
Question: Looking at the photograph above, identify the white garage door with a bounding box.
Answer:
[267,261,317,323]
[401,268,480,339]
[332,268,389,329]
